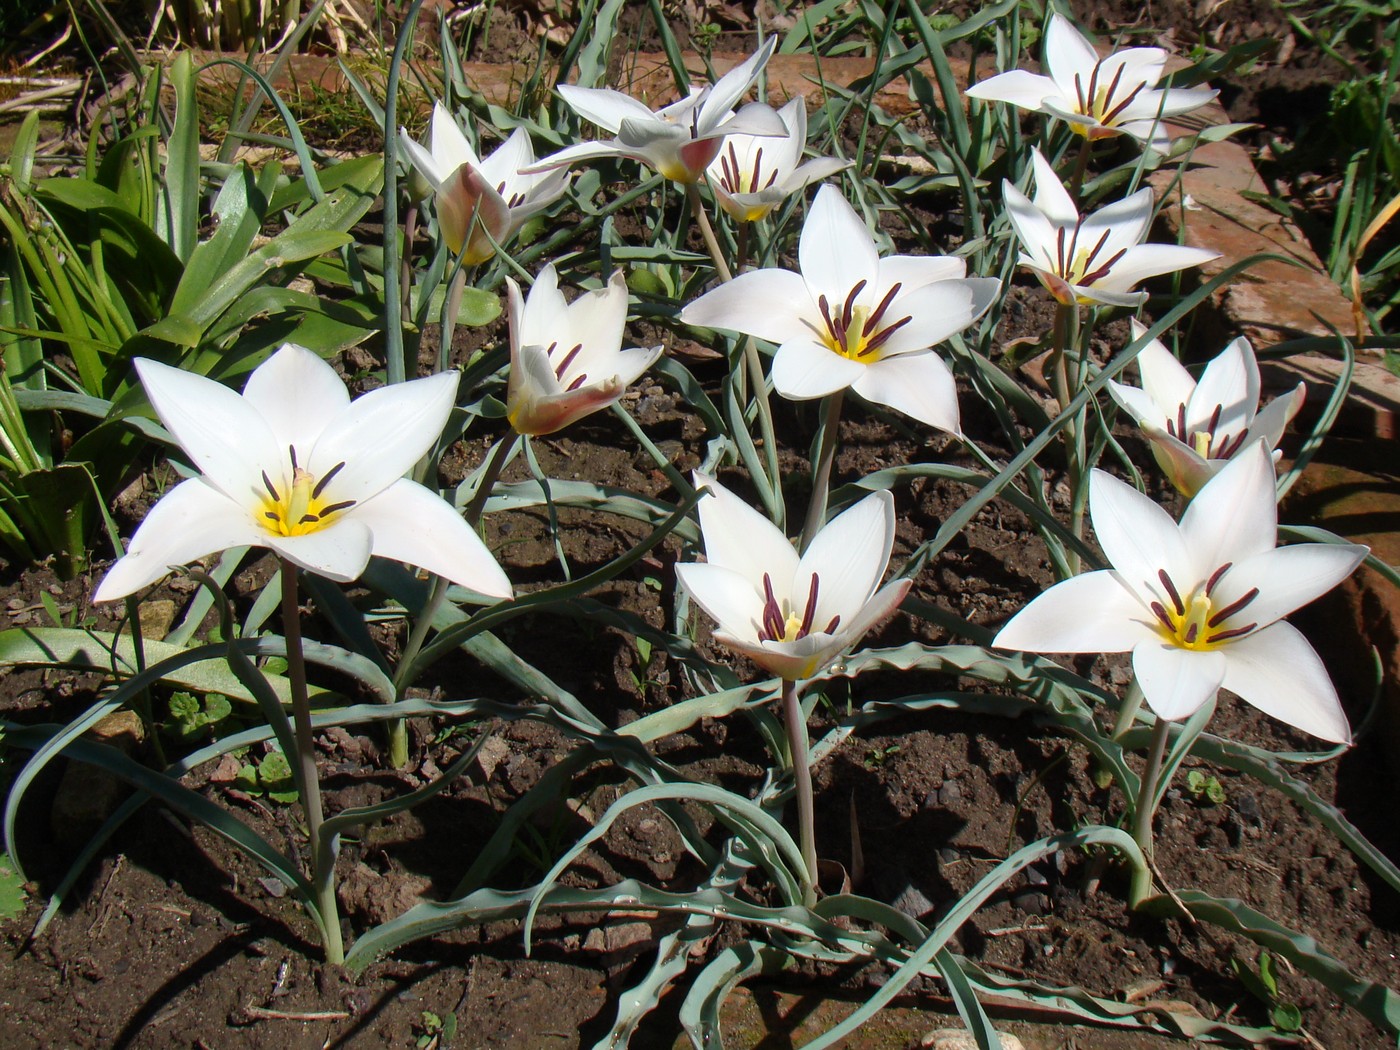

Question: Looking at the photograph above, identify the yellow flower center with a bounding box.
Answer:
[1147,565,1259,651]
[813,280,911,363]
[258,450,355,538]
[758,572,841,643]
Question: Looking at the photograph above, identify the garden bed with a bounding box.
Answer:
[2,2,1398,1048]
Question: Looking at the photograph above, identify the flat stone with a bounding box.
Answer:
[921,1029,1026,1050]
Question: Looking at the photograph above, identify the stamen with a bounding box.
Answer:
[1101,81,1147,125]
[1157,569,1185,616]
[797,574,820,638]
[1175,404,1188,441]
[823,615,841,633]
[312,461,345,499]
[1205,563,1232,595]
[318,499,356,517]
[859,315,912,356]
[862,282,903,337]
[554,343,584,381]
[289,445,298,471]
[1183,621,1199,643]
[1207,622,1257,643]
[566,373,588,392]
[1073,71,1087,111]
[1085,61,1102,117]
[298,513,320,524]
[262,471,281,501]
[1056,226,1069,274]
[1079,247,1127,286]
[1096,62,1126,119]
[264,511,281,523]
[840,280,867,334]
[750,148,763,194]
[1149,601,1174,631]
[1205,403,1223,439]
[761,572,785,641]
[1207,587,1259,628]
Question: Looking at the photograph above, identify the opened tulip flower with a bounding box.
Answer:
[681,185,999,432]
[966,13,1217,153]
[705,97,848,223]
[1005,149,1218,308]
[529,38,786,184]
[400,104,570,263]
[1108,319,1307,497]
[505,263,663,436]
[676,472,911,682]
[95,344,513,601]
[993,443,1365,742]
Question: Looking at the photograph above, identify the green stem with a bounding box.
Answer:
[400,201,417,318]
[1049,302,1086,576]
[278,558,343,964]
[1112,675,1146,740]
[686,181,782,526]
[735,220,749,274]
[1069,136,1094,203]
[782,677,818,908]
[438,266,469,375]
[801,390,844,553]
[1129,717,1172,909]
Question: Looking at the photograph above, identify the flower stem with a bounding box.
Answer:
[1129,716,1171,909]
[1069,137,1094,204]
[802,390,845,553]
[781,677,818,908]
[401,202,418,316]
[278,558,344,964]
[1049,302,1086,576]
[687,182,782,523]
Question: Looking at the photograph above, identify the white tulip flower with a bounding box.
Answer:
[95,345,512,601]
[993,443,1365,742]
[966,13,1217,153]
[705,98,849,222]
[529,39,787,184]
[1108,319,1307,497]
[1005,149,1218,308]
[400,104,570,263]
[676,472,911,682]
[680,185,1000,433]
[505,263,663,436]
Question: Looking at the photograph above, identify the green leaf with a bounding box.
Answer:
[0,852,27,919]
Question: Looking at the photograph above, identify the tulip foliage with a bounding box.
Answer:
[2,5,1397,1047]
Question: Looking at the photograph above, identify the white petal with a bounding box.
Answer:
[697,38,776,133]
[515,262,568,348]
[1132,640,1226,721]
[93,478,265,601]
[993,569,1159,653]
[830,577,912,652]
[1094,243,1219,292]
[1088,469,1192,598]
[692,470,799,589]
[1179,442,1276,570]
[850,351,960,433]
[874,277,999,358]
[1219,622,1351,743]
[399,129,447,188]
[799,185,880,301]
[1003,181,1061,268]
[476,126,533,189]
[877,254,967,288]
[680,268,812,345]
[676,562,764,645]
[1187,336,1258,437]
[770,338,864,400]
[1145,431,1216,497]
[1028,149,1079,226]
[557,84,656,133]
[797,489,895,628]
[267,519,373,583]
[559,270,630,375]
[240,343,350,457]
[714,101,789,139]
[307,371,458,504]
[429,103,481,172]
[1129,319,1197,418]
[1106,377,1167,430]
[520,140,629,174]
[965,69,1058,109]
[1244,383,1306,452]
[1080,187,1155,254]
[714,631,821,682]
[356,479,512,598]
[1044,13,1101,95]
[135,358,283,510]
[1210,542,1366,631]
